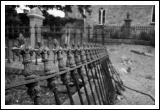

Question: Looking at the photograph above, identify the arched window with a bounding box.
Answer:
[151,5,155,23]
[99,8,105,25]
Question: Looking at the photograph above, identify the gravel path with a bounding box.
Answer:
[106,44,155,105]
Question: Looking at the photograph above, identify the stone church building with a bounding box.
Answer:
[66,5,155,44]
[67,5,155,26]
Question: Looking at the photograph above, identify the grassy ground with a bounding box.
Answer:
[106,44,155,105]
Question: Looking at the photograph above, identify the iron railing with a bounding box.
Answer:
[93,25,155,42]
[5,25,154,64]
[5,43,123,105]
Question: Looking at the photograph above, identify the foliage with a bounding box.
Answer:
[5,5,90,40]
[18,13,29,26]
[43,15,82,27]
[6,5,92,26]
[26,5,72,13]
[77,5,92,17]
[5,5,20,25]
[26,5,91,18]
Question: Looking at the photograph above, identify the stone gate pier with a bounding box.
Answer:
[27,7,45,48]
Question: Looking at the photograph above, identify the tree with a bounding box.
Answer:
[5,5,92,40]
[5,5,20,25]
[26,5,91,18]
[77,5,92,18]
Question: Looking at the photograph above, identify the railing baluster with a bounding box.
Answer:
[57,49,74,105]
[96,61,108,104]
[12,40,15,61]
[17,47,41,105]
[101,59,116,104]
[85,44,98,105]
[71,44,84,105]
[89,44,102,105]
[84,65,96,105]
[7,40,122,105]
[98,60,110,104]
[47,77,61,105]
[93,61,106,104]
[94,46,107,104]
[40,47,50,74]
[79,44,91,105]
[96,56,108,102]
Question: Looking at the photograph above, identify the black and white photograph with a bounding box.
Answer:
[1,1,159,109]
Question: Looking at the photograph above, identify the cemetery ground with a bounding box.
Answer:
[107,44,155,105]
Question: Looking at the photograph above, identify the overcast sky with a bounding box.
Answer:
[15,5,65,17]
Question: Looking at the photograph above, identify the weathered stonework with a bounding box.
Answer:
[68,5,154,26]
[27,7,45,48]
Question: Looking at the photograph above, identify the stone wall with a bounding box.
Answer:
[68,5,154,26]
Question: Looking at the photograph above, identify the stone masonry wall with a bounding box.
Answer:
[68,5,154,26]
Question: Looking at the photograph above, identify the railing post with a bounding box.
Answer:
[18,46,41,105]
[57,48,74,105]
[40,47,50,74]
[92,45,106,104]
[88,44,102,105]
[47,76,61,105]
[79,44,91,104]
[96,57,109,104]
[70,44,84,105]
[83,44,97,104]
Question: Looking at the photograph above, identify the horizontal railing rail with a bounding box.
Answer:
[5,54,106,90]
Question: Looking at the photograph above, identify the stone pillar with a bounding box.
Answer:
[123,12,132,38]
[27,7,45,48]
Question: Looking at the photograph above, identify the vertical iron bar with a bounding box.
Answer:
[47,77,61,105]
[35,52,38,65]
[90,64,102,105]
[74,30,76,44]
[81,30,83,46]
[94,62,106,104]
[70,46,84,105]
[88,26,90,43]
[96,62,107,104]
[48,36,49,48]
[12,39,15,61]
[70,70,84,105]
[61,73,75,105]
[77,67,91,105]
[84,65,97,104]
[57,49,74,105]
[7,33,11,63]
[101,60,115,104]
[98,61,110,104]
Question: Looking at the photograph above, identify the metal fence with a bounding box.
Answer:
[5,43,123,105]
[93,25,155,44]
[5,24,155,63]
[5,25,93,62]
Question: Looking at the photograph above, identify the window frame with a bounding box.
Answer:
[99,8,105,25]
[150,5,155,25]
